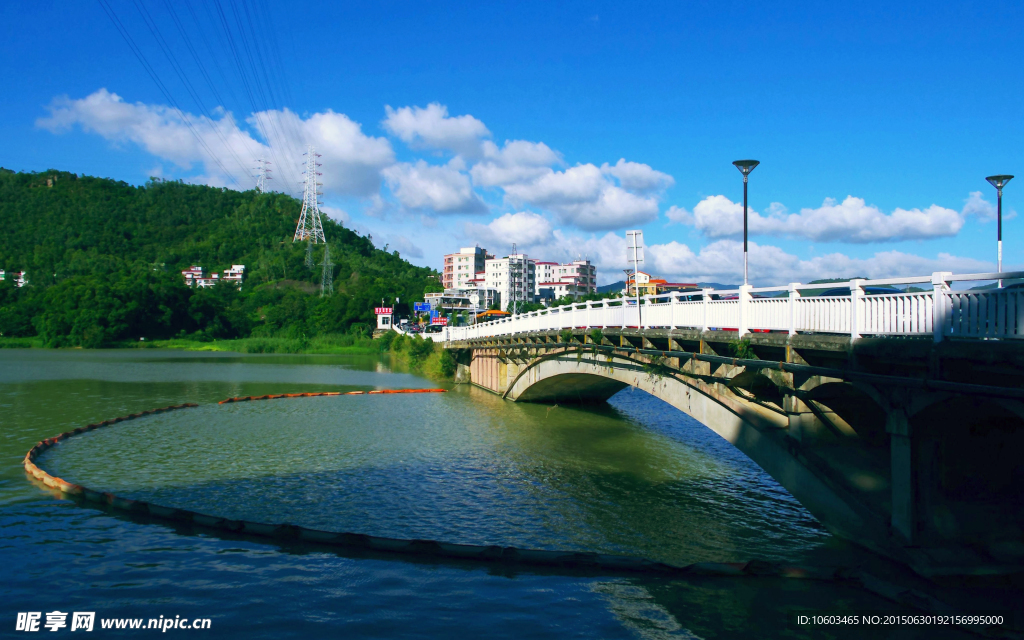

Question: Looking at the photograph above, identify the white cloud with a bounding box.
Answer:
[646,239,992,284]
[513,229,992,286]
[601,158,674,193]
[258,108,394,197]
[373,234,424,258]
[382,103,490,156]
[502,163,660,230]
[553,186,660,230]
[683,194,966,243]
[504,164,604,205]
[961,190,1013,222]
[471,139,561,188]
[464,211,554,247]
[37,89,394,197]
[665,205,693,225]
[37,89,257,172]
[319,205,351,225]
[382,159,488,214]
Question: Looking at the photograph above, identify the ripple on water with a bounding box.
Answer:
[43,387,831,566]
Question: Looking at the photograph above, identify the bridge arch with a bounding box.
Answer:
[501,348,894,557]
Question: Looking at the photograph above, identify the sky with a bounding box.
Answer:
[1,0,1022,286]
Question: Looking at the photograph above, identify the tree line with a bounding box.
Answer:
[0,169,441,347]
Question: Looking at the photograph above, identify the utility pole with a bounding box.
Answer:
[294,145,325,244]
[626,231,644,327]
[254,159,272,193]
[509,243,519,315]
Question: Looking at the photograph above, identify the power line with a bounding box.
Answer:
[132,0,256,182]
[96,0,240,186]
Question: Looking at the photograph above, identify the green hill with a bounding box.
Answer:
[0,168,439,347]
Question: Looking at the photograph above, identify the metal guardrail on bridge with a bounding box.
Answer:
[441,271,1024,343]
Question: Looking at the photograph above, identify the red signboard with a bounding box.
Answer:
[374,307,393,315]
[431,317,448,325]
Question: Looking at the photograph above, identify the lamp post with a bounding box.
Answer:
[732,160,760,285]
[986,175,1013,287]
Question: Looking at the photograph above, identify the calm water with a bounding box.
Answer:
[0,349,971,638]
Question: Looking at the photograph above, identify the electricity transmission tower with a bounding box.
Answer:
[320,244,334,297]
[294,145,325,243]
[254,159,272,193]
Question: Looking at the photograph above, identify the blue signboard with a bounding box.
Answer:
[414,302,431,312]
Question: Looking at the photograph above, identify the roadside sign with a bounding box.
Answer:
[431,317,448,325]
[414,302,431,312]
[374,307,393,314]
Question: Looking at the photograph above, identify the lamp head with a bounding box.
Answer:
[733,159,760,176]
[986,175,1014,190]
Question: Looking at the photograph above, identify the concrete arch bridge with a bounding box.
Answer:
[445,327,1024,577]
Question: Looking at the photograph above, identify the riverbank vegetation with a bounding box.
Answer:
[378,331,456,379]
[0,169,441,347]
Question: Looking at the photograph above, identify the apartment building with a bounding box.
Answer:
[534,258,597,302]
[442,246,492,289]
[485,254,536,312]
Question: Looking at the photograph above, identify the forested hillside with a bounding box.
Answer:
[0,168,439,347]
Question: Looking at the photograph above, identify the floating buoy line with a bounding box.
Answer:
[22,390,1000,636]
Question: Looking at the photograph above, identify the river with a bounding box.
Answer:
[0,349,976,638]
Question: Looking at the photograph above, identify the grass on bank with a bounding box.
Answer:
[0,330,455,380]
[122,334,382,354]
[0,336,44,348]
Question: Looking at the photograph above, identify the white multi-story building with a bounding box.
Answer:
[182,264,244,289]
[443,246,492,289]
[485,254,536,312]
[533,258,597,302]
[0,270,28,287]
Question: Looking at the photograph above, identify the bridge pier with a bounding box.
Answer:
[887,408,915,544]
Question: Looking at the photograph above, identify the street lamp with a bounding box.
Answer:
[732,159,760,285]
[985,174,1013,287]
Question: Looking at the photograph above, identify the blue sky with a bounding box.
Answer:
[2,1,1021,285]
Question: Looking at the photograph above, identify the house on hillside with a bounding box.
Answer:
[182,264,245,289]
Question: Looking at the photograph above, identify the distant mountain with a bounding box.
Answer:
[597,281,626,293]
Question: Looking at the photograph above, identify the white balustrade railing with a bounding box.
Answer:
[439,271,1024,344]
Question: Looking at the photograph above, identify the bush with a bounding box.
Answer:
[438,348,456,378]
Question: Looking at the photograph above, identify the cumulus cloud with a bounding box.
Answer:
[508,228,991,286]
[464,211,554,247]
[257,108,394,196]
[960,190,1012,222]
[646,239,991,284]
[502,163,661,230]
[382,103,490,156]
[601,158,674,193]
[681,194,966,243]
[319,205,351,225]
[471,139,561,188]
[37,89,394,197]
[382,159,488,214]
[372,233,424,258]
[39,92,678,232]
[664,205,693,225]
